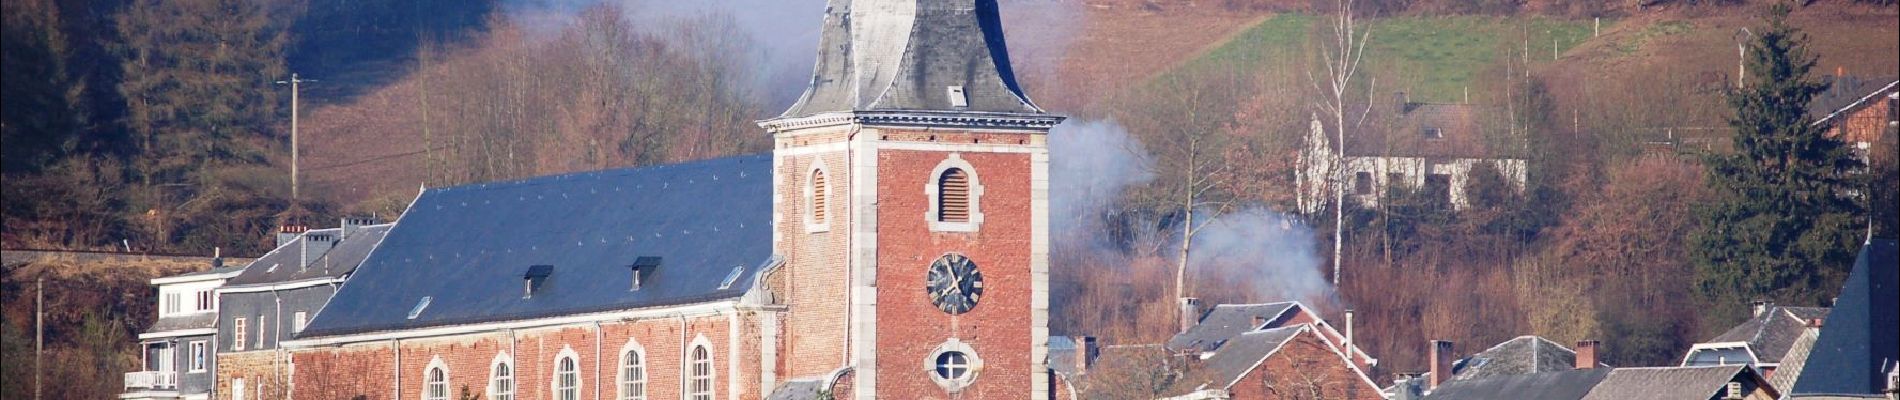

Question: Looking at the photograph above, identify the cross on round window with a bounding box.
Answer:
[934,351,970,381]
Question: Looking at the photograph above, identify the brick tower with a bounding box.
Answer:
[761,0,1064,398]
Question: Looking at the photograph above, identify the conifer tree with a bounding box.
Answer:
[1691,4,1865,319]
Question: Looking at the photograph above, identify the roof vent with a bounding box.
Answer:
[947,86,968,108]
[523,265,553,298]
[630,257,661,291]
[718,266,744,290]
[407,296,432,320]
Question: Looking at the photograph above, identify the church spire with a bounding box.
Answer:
[778,0,1044,118]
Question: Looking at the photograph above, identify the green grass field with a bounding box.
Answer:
[1162,14,1600,103]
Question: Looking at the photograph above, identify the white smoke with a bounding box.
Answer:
[1049,119,1336,304]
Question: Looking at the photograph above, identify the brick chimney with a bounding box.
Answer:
[1429,340,1455,390]
[277,224,308,248]
[1179,298,1204,333]
[1575,340,1601,369]
[1073,336,1098,374]
[1752,299,1773,317]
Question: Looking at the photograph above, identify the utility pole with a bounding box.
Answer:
[276,74,316,202]
[35,277,43,400]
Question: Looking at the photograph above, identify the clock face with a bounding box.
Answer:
[926,253,983,315]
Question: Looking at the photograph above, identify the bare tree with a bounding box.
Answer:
[1309,0,1375,287]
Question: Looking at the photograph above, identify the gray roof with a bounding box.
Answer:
[1697,305,1829,364]
[1422,368,1612,400]
[224,225,392,287]
[1343,103,1524,160]
[299,154,775,338]
[1768,326,1821,392]
[765,379,825,400]
[1451,336,1599,382]
[145,313,218,333]
[1810,76,1898,125]
[1681,346,1754,368]
[1165,302,1299,353]
[1048,336,1079,378]
[1578,365,1760,400]
[1172,326,1305,392]
[157,265,246,281]
[777,0,1043,117]
[1790,239,1899,395]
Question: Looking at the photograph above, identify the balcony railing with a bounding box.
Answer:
[124,370,177,391]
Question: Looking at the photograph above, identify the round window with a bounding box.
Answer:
[925,339,982,392]
[934,351,970,381]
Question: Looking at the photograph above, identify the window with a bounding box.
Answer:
[1423,127,1444,139]
[619,349,646,400]
[256,315,267,348]
[935,351,971,381]
[925,339,982,392]
[162,292,182,315]
[810,168,828,225]
[688,345,713,400]
[233,318,247,351]
[155,344,176,372]
[195,290,214,312]
[1425,174,1453,207]
[556,355,580,400]
[1354,172,1373,195]
[189,341,207,372]
[489,356,514,400]
[939,168,971,222]
[233,378,246,400]
[1386,173,1407,188]
[424,365,449,400]
[294,311,307,333]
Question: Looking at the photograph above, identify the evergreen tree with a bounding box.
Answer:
[1691,4,1865,320]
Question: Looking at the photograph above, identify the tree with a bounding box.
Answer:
[1309,0,1375,287]
[1691,4,1864,321]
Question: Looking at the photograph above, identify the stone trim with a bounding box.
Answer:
[551,346,583,400]
[759,111,1064,133]
[616,339,648,400]
[923,339,983,393]
[489,352,515,400]
[924,154,984,233]
[804,160,832,233]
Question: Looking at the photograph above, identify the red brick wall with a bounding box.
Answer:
[874,135,1038,398]
[1826,91,1894,145]
[774,131,854,379]
[1225,331,1380,400]
[288,313,755,400]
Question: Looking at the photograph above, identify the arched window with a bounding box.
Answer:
[925,154,983,232]
[489,354,514,400]
[555,354,580,400]
[811,168,829,225]
[619,348,646,400]
[687,344,713,400]
[424,365,448,400]
[938,168,970,222]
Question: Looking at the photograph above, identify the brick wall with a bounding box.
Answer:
[774,129,854,379]
[873,131,1039,398]
[1226,331,1380,400]
[286,312,756,400]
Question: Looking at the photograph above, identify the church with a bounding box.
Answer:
[259,0,1066,399]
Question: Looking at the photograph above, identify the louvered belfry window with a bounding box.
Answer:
[939,168,971,222]
[811,169,828,224]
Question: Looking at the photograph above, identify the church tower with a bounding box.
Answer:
[762,0,1063,398]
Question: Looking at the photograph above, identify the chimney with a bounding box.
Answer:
[1429,340,1455,390]
[300,233,337,269]
[1726,381,1744,400]
[1575,340,1601,369]
[1073,336,1098,374]
[1752,299,1773,318]
[276,224,308,248]
[1345,309,1356,360]
[211,247,224,269]
[1392,374,1424,400]
[1395,91,1410,113]
[1179,298,1204,333]
[340,217,377,239]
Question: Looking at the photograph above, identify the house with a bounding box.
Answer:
[1046,301,1379,400]
[123,259,244,400]
[1419,367,1611,400]
[1578,365,1777,400]
[1297,96,1529,213]
[1678,302,1828,378]
[214,219,390,400]
[1389,335,1610,396]
[274,1,1067,399]
[1784,239,1898,396]
[1809,76,1898,161]
[1161,325,1384,400]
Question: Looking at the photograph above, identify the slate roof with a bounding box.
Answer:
[1342,103,1524,160]
[1451,336,1600,382]
[1768,326,1821,392]
[224,225,392,287]
[1578,365,1764,400]
[146,313,218,333]
[299,154,775,338]
[1809,76,1898,125]
[778,0,1044,117]
[1691,305,1830,365]
[1165,302,1298,353]
[1171,325,1306,393]
[1422,367,1612,400]
[765,379,825,400]
[155,265,246,281]
[1048,336,1080,378]
[1790,239,1899,395]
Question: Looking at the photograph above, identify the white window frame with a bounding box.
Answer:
[618,340,647,400]
[423,357,450,400]
[162,291,182,316]
[552,347,582,400]
[925,338,983,393]
[188,341,207,372]
[232,378,246,400]
[804,161,833,233]
[924,154,985,232]
[489,352,514,400]
[255,314,267,349]
[232,318,247,351]
[293,311,307,334]
[686,336,715,400]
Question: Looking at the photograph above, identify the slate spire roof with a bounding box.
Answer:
[1789,239,1899,395]
[778,0,1044,117]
